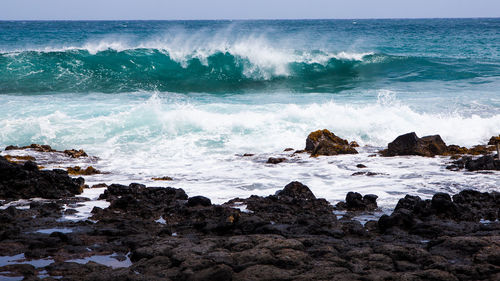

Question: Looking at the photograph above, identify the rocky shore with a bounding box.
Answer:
[0,152,499,280]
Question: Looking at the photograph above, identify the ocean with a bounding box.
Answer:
[1,19,499,210]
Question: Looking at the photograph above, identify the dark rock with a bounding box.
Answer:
[243,153,255,157]
[465,155,500,171]
[305,129,358,156]
[283,148,294,152]
[356,164,367,168]
[276,181,316,200]
[336,192,378,211]
[266,157,286,164]
[187,196,212,207]
[448,155,500,171]
[0,156,85,199]
[152,176,173,181]
[351,171,380,176]
[382,132,448,157]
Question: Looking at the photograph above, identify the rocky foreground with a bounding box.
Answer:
[0,155,499,281]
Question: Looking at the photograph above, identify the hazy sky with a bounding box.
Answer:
[1,0,499,20]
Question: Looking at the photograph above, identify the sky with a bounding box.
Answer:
[1,0,499,20]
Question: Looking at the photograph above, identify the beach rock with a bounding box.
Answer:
[63,149,88,158]
[447,155,500,171]
[305,129,358,156]
[1,176,500,280]
[151,176,173,181]
[351,171,380,176]
[266,157,286,164]
[335,192,378,211]
[276,181,316,200]
[67,166,101,175]
[187,196,212,207]
[0,156,85,199]
[378,189,500,234]
[382,132,448,157]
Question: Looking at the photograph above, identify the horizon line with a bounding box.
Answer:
[1,16,499,22]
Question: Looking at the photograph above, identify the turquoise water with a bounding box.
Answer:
[1,20,499,205]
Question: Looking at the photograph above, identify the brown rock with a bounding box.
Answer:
[267,157,286,164]
[305,129,358,156]
[67,166,101,175]
[64,149,88,158]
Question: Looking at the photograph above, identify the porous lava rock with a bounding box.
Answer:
[305,129,358,156]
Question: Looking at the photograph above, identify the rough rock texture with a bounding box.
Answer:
[5,144,89,158]
[305,129,358,156]
[67,166,101,175]
[382,132,448,157]
[335,192,378,211]
[1,177,499,280]
[0,156,85,199]
[379,190,500,235]
[447,155,500,171]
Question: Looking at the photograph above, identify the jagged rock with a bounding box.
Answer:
[276,181,316,200]
[305,129,358,156]
[382,132,447,157]
[447,155,500,171]
[378,189,500,234]
[5,144,89,158]
[67,166,101,175]
[0,156,85,200]
[63,149,88,158]
[335,192,378,211]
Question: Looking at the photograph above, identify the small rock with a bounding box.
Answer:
[356,164,367,168]
[266,157,286,164]
[67,166,101,175]
[63,149,88,158]
[152,176,174,181]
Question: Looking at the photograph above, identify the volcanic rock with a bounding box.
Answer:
[382,132,448,157]
[305,129,358,156]
[0,156,85,200]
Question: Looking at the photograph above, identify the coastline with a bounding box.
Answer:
[0,131,499,280]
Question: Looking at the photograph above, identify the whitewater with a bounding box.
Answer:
[1,19,499,210]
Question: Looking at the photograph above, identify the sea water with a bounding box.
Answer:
[1,19,499,209]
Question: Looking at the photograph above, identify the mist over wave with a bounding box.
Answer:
[1,27,499,94]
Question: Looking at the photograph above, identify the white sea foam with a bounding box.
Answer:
[1,91,498,210]
[1,30,372,80]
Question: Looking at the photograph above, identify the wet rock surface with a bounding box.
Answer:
[5,144,89,158]
[305,129,358,156]
[1,172,499,280]
[335,192,378,211]
[0,156,85,200]
[381,132,448,157]
[447,155,500,171]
